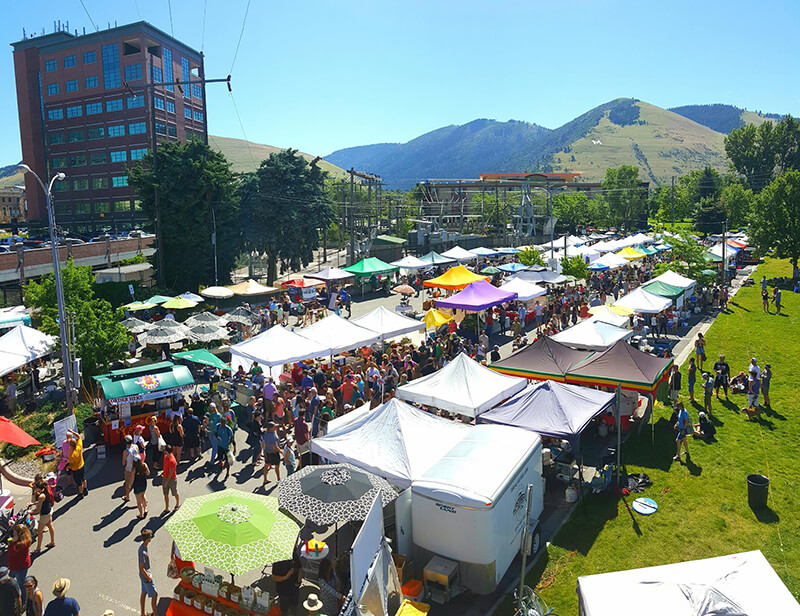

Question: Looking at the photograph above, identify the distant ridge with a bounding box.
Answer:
[669,103,782,134]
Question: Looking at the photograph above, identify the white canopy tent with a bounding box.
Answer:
[295,314,380,355]
[612,287,672,314]
[628,232,655,244]
[577,550,800,616]
[391,255,429,270]
[470,247,500,257]
[395,352,526,418]
[554,244,601,263]
[351,306,425,340]
[499,277,547,302]
[441,246,479,262]
[229,325,331,370]
[311,398,473,489]
[587,306,631,328]
[0,325,56,378]
[650,270,696,290]
[551,319,633,351]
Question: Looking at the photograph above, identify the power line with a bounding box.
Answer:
[167,0,175,36]
[78,0,98,31]
[228,91,259,172]
[200,0,208,51]
[229,0,252,75]
[132,0,142,19]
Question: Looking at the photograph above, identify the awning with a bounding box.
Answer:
[228,279,279,296]
[423,308,453,329]
[305,267,354,283]
[566,340,673,394]
[470,247,500,257]
[94,361,195,403]
[0,306,31,329]
[417,251,456,267]
[551,320,633,351]
[423,265,489,290]
[173,349,230,371]
[489,336,592,381]
[391,255,429,270]
[0,325,56,378]
[373,234,407,245]
[435,279,516,311]
[612,287,672,314]
[344,257,399,277]
[498,262,529,273]
[499,277,547,302]
[229,325,332,369]
[615,247,646,261]
[441,246,478,261]
[649,270,696,289]
[351,306,425,340]
[641,280,684,300]
[295,314,380,355]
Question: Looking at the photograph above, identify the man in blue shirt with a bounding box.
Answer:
[215,415,234,480]
[339,287,351,317]
[300,370,314,392]
[44,577,80,616]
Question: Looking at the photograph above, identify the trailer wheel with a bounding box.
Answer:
[529,522,542,557]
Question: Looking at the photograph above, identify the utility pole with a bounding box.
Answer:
[671,175,675,230]
[458,180,464,236]
[722,219,728,284]
[349,169,355,265]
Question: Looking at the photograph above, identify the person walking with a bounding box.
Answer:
[44,578,79,616]
[215,416,234,481]
[694,333,706,371]
[132,459,149,519]
[205,403,222,465]
[261,422,282,485]
[169,414,184,467]
[687,357,697,404]
[713,354,730,400]
[162,444,179,514]
[702,372,714,415]
[65,429,87,499]
[31,476,55,553]
[122,435,139,502]
[138,530,158,616]
[761,363,772,407]
[146,416,162,472]
[282,438,297,477]
[673,402,691,462]
[668,365,681,405]
[23,575,43,616]
[8,523,32,591]
[0,567,22,616]
[183,408,201,461]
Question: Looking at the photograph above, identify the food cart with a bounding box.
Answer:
[93,361,195,445]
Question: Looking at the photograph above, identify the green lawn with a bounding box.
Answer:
[500,258,799,614]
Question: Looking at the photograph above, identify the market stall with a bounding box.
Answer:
[586,306,631,328]
[489,336,592,382]
[469,247,500,258]
[611,287,672,314]
[295,314,381,356]
[93,361,195,445]
[0,325,55,378]
[640,279,685,308]
[551,319,633,351]
[499,277,547,302]
[351,306,425,341]
[423,265,488,291]
[229,325,331,373]
[417,251,456,267]
[511,269,568,285]
[435,279,516,312]
[391,255,429,270]
[441,246,479,262]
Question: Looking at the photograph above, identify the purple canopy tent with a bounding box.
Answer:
[436,279,517,311]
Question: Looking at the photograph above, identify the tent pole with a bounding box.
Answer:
[615,384,622,487]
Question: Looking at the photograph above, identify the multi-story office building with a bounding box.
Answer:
[12,21,208,235]
[0,185,26,225]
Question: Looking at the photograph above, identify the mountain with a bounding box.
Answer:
[325,98,784,188]
[669,103,782,134]
[0,163,23,189]
[208,135,347,179]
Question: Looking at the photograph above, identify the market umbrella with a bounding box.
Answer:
[480,266,502,275]
[166,489,300,575]
[201,286,235,299]
[174,349,231,371]
[179,292,204,303]
[423,308,453,329]
[140,325,190,345]
[225,306,256,326]
[188,324,229,343]
[228,279,278,296]
[123,301,158,311]
[0,416,40,448]
[156,319,191,332]
[121,317,153,334]
[161,296,199,310]
[391,284,416,296]
[280,278,324,289]
[278,463,398,525]
[147,295,173,305]
[184,312,227,327]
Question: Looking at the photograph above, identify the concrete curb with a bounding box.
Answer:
[0,458,34,486]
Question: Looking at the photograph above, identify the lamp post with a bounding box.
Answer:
[19,164,74,414]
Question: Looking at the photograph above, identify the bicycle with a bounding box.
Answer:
[514,585,558,616]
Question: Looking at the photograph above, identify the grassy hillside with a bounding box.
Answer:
[0,170,24,189]
[548,100,729,185]
[670,103,781,134]
[208,135,347,179]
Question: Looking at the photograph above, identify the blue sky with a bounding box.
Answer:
[1,0,798,165]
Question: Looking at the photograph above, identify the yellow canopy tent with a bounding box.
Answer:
[423,308,454,329]
[422,265,489,290]
[615,247,647,261]
[588,304,634,316]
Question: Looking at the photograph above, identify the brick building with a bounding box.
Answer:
[0,185,26,225]
[12,21,207,236]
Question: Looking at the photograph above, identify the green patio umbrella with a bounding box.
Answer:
[166,489,300,575]
[174,349,230,371]
[147,295,173,304]
[343,256,399,277]
[701,269,718,276]
[123,301,158,311]
[161,296,199,310]
[480,266,502,275]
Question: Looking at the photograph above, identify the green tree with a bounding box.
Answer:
[602,165,647,228]
[719,183,755,228]
[696,166,723,202]
[560,255,588,280]
[239,150,334,284]
[552,192,591,233]
[693,196,727,235]
[724,116,800,192]
[128,140,240,291]
[652,233,710,280]
[24,260,128,381]
[517,247,544,267]
[752,170,800,279]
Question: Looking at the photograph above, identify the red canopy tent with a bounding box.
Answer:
[280,278,325,289]
[0,416,40,448]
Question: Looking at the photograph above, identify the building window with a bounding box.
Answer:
[86,102,103,115]
[65,79,79,92]
[127,96,145,109]
[68,129,85,143]
[192,84,202,99]
[112,176,129,188]
[184,107,192,119]
[72,179,89,191]
[129,122,146,135]
[85,76,98,88]
[167,124,177,137]
[88,127,105,140]
[114,200,130,212]
[94,202,110,213]
[106,99,123,112]
[64,55,76,68]
[123,63,142,82]
[49,132,65,145]
[166,101,175,114]
[151,66,163,83]
[130,148,148,160]
[53,180,69,192]
[133,199,142,210]
[83,50,96,64]
[47,109,64,120]
[163,49,174,92]
[110,151,127,163]
[70,155,87,167]
[90,152,106,165]
[51,157,67,169]
[74,203,90,214]
[66,105,83,118]
[181,57,190,98]
[108,125,126,137]
[154,96,165,110]
[101,43,121,89]
[193,110,204,122]
[92,178,109,189]
[47,83,59,96]
[45,59,57,72]
[155,122,166,135]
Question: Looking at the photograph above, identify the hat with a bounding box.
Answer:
[344,404,353,410]
[702,373,709,378]
[124,434,133,443]
[699,411,706,419]
[102,611,115,616]
[134,424,145,432]
[303,594,323,611]
[765,363,771,369]
[0,567,9,581]
[267,421,277,428]
[751,357,757,363]
[52,577,71,597]
[209,402,217,409]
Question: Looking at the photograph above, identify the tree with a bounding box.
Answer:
[128,140,240,292]
[552,192,591,233]
[696,166,723,202]
[239,150,334,284]
[517,247,544,267]
[724,116,800,191]
[24,260,129,381]
[751,170,800,279]
[693,197,726,235]
[602,165,647,228]
[652,233,710,281]
[560,255,588,280]
[719,183,755,228]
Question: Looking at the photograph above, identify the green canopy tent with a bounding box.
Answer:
[641,280,684,301]
[633,244,658,256]
[173,349,230,371]
[94,361,195,403]
[343,257,399,277]
[703,251,723,264]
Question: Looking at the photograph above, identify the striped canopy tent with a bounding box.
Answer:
[565,340,673,394]
[423,265,489,291]
[489,336,592,382]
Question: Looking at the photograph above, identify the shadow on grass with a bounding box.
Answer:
[622,418,675,472]
[551,493,620,556]
[619,495,643,536]
[762,405,786,421]
[753,506,780,524]
[729,301,750,312]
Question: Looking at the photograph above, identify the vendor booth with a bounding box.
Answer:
[441,246,479,262]
[641,279,685,309]
[435,279,516,312]
[423,265,488,291]
[0,324,55,378]
[93,361,195,445]
[395,352,526,418]
[586,306,630,328]
[577,550,800,616]
[351,305,425,340]
[295,314,381,356]
[229,325,332,373]
[418,251,456,267]
[489,336,592,382]
[511,269,568,285]
[551,320,633,351]
[612,287,672,314]
[391,255,429,270]
[498,277,547,302]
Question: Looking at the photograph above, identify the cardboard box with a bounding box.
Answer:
[393,553,407,584]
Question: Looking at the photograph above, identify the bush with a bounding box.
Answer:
[0,401,94,461]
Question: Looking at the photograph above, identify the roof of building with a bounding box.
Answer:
[478,172,582,182]
[94,263,153,275]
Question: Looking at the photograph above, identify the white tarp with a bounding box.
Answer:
[0,306,31,329]
[350,493,385,602]
[551,319,633,351]
[391,255,429,270]
[650,270,696,290]
[499,278,547,302]
[311,398,472,489]
[612,287,672,314]
[441,246,479,261]
[395,352,526,418]
[351,306,425,340]
[578,550,800,616]
[0,325,56,378]
[229,325,332,369]
[295,314,380,355]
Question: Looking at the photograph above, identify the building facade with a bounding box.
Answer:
[12,21,208,236]
[0,185,26,225]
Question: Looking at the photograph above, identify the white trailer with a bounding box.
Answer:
[410,424,544,596]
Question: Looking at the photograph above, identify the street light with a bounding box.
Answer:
[18,164,74,414]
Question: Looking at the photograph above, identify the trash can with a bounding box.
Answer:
[746,474,769,509]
